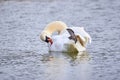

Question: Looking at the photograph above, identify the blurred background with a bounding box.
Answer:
[0,0,120,80]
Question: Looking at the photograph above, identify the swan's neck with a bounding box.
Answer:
[44,21,67,35]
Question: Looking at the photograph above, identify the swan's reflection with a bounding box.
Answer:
[41,51,90,62]
[41,51,92,80]
[63,51,90,62]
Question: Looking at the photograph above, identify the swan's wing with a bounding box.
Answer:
[66,28,77,43]
[70,27,91,43]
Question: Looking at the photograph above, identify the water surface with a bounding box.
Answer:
[0,0,120,80]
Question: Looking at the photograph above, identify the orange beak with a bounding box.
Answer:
[48,38,53,45]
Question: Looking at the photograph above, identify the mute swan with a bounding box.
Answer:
[40,21,91,53]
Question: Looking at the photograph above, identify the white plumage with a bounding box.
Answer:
[49,27,91,52]
[40,21,91,53]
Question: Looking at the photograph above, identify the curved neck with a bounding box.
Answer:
[44,21,67,35]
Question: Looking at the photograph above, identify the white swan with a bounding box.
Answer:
[40,21,91,53]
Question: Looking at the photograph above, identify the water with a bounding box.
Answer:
[0,0,120,80]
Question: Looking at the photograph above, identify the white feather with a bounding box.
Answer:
[49,27,91,52]
[40,21,91,53]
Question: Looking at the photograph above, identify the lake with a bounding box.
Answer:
[0,0,120,80]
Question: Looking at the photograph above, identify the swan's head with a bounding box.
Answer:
[40,31,53,45]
